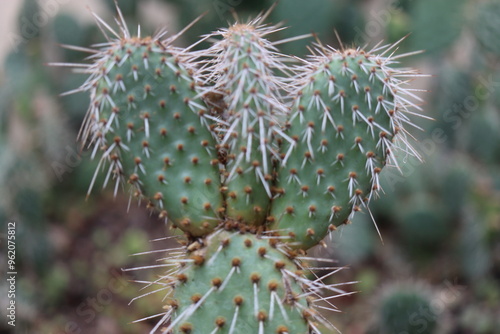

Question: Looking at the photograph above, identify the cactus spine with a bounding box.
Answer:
[62,6,426,334]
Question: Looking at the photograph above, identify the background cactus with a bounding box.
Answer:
[2,1,500,333]
[329,214,376,266]
[376,284,438,334]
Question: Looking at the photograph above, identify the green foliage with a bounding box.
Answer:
[386,10,411,44]
[267,0,338,56]
[441,161,471,218]
[52,13,85,47]
[4,48,37,109]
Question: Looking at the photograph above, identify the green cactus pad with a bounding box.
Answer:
[160,230,333,334]
[204,21,290,225]
[76,25,224,236]
[270,46,423,249]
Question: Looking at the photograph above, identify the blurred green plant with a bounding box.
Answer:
[377,285,438,334]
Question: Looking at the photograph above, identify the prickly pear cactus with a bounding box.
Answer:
[161,230,327,334]
[74,14,224,237]
[270,45,422,249]
[204,20,289,225]
[60,5,427,334]
[377,285,437,334]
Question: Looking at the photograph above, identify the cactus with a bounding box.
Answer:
[161,230,332,334]
[59,5,427,333]
[269,44,423,249]
[71,11,225,237]
[466,104,500,164]
[395,192,450,258]
[377,284,437,334]
[458,208,491,282]
[432,65,474,149]
[203,19,290,225]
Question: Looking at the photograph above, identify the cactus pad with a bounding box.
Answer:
[270,45,423,249]
[203,20,291,225]
[158,229,338,333]
[76,19,224,237]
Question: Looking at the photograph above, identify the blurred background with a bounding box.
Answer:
[0,0,499,333]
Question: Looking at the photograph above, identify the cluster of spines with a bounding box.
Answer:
[202,19,293,225]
